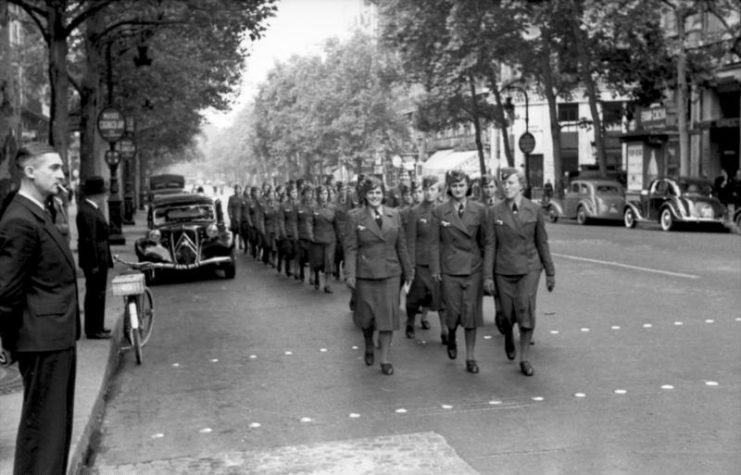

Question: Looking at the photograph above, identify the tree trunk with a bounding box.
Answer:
[539,31,565,199]
[572,13,607,176]
[488,74,514,168]
[79,12,105,179]
[47,3,69,169]
[675,6,690,176]
[467,74,487,177]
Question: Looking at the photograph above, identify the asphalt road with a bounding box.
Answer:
[85,220,741,474]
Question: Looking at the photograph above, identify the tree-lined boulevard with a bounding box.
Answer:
[85,222,741,474]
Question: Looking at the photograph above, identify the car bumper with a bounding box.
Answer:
[137,256,234,270]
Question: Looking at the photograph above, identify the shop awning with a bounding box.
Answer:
[422,149,482,178]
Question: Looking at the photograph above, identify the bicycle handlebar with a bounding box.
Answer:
[113,255,159,271]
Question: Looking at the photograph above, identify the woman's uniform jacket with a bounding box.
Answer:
[489,198,555,277]
[404,201,435,270]
[344,207,412,281]
[278,200,299,240]
[429,199,494,280]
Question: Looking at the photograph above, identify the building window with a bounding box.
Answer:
[602,101,624,129]
[558,103,578,123]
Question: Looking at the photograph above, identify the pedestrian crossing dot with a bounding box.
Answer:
[151,433,165,439]
[736,317,741,322]
[284,351,293,356]
[574,393,586,398]
[614,389,627,395]
[611,326,620,330]
[531,396,544,402]
[249,355,257,359]
[320,348,327,352]
[352,346,359,350]
[674,321,683,326]
[580,328,590,332]
[172,363,180,367]
[442,404,453,409]
[349,413,361,419]
[489,400,502,405]
[199,427,212,434]
[249,422,261,428]
[210,358,219,363]
[300,417,313,423]
[549,330,559,335]
[705,381,719,387]
[704,319,714,324]
[483,335,492,340]
[661,385,674,390]
[643,323,652,328]
[395,408,407,414]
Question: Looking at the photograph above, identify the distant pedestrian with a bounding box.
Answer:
[77,176,113,340]
[310,185,339,293]
[227,184,244,250]
[0,142,80,475]
[714,169,731,206]
[488,168,555,377]
[345,176,412,375]
[430,170,493,374]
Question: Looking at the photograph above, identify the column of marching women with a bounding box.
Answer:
[233,168,555,377]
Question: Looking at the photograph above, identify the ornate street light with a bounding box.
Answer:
[502,82,534,198]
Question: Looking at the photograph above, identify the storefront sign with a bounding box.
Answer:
[626,144,643,191]
[638,106,676,130]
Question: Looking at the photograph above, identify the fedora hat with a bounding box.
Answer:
[82,176,107,196]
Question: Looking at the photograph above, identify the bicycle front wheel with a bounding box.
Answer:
[138,288,155,347]
[131,327,143,364]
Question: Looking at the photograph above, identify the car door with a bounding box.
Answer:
[648,179,668,220]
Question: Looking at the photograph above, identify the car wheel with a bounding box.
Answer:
[660,208,674,231]
[576,206,588,225]
[224,261,236,279]
[548,208,559,223]
[624,208,637,228]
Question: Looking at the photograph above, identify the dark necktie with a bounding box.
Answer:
[458,203,464,217]
[375,210,382,229]
[512,202,518,214]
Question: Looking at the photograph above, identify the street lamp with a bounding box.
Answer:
[502,82,534,198]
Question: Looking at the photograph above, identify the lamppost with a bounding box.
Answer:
[503,82,535,198]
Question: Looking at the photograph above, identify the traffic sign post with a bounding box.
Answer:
[97,106,127,244]
[518,132,536,199]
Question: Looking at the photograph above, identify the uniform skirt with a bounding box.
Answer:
[495,271,541,330]
[353,276,401,331]
[406,266,442,312]
[309,241,335,274]
[441,271,484,329]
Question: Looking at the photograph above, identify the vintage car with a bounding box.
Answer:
[147,174,185,203]
[623,177,726,231]
[136,193,236,280]
[562,178,625,224]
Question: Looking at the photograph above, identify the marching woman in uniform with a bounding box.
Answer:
[296,184,315,283]
[278,184,299,278]
[488,168,555,376]
[261,187,279,267]
[310,185,338,293]
[430,170,493,374]
[345,176,412,375]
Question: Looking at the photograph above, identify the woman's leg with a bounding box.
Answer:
[378,330,393,364]
[438,309,448,344]
[464,328,476,361]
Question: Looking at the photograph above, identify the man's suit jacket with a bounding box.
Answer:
[344,206,412,281]
[0,194,80,351]
[404,201,435,268]
[429,199,493,279]
[489,198,555,277]
[76,199,113,273]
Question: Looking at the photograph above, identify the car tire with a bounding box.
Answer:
[224,261,236,279]
[576,206,588,225]
[624,208,637,228]
[660,208,674,231]
[546,206,559,223]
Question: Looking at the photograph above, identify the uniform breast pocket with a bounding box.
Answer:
[31,300,68,318]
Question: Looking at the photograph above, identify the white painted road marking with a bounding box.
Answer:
[553,253,700,279]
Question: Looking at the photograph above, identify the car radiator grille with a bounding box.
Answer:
[170,229,200,265]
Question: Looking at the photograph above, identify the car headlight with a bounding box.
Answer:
[206,224,219,238]
[148,229,161,243]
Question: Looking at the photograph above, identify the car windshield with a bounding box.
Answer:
[596,185,621,195]
[153,203,214,225]
[678,180,712,196]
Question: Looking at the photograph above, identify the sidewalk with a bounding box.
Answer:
[0,202,148,475]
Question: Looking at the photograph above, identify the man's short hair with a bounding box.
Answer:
[15,142,58,171]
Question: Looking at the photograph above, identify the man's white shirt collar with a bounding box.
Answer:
[85,198,99,209]
[18,190,46,212]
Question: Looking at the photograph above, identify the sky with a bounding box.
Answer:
[205,0,362,128]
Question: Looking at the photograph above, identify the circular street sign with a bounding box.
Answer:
[518,132,536,154]
[97,107,126,143]
[116,136,136,159]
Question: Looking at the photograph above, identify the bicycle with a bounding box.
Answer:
[112,255,156,364]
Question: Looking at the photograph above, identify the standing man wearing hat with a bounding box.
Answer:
[0,142,80,474]
[77,176,113,339]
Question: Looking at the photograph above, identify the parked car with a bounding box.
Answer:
[623,177,726,231]
[562,178,625,224]
[136,193,236,281]
[147,174,185,203]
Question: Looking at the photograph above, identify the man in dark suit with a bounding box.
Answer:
[0,142,80,475]
[76,176,113,339]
